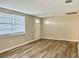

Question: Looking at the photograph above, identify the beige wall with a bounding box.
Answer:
[0,7,78,53]
[41,16,78,42]
[34,18,41,40]
[0,15,35,52]
[0,8,40,52]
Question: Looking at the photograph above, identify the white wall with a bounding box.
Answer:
[34,18,40,40]
[41,16,78,42]
[0,8,41,53]
[78,16,79,57]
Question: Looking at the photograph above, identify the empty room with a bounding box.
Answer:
[0,0,79,58]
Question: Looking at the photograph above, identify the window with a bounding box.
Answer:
[0,12,25,35]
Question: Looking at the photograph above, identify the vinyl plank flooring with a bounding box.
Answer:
[0,39,78,58]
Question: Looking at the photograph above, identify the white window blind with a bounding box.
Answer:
[0,12,25,35]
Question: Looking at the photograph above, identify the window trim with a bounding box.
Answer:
[0,12,26,37]
[0,32,26,38]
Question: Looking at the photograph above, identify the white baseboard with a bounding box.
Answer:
[40,37,78,42]
[0,37,77,53]
[0,39,39,54]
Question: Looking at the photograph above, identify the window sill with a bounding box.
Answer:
[0,32,26,38]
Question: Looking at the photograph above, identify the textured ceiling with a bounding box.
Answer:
[0,0,79,17]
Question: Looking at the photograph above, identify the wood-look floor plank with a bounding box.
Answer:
[0,39,78,58]
[17,40,50,58]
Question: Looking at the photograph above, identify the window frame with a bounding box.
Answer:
[0,12,26,37]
